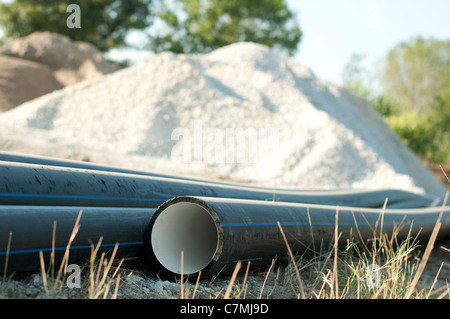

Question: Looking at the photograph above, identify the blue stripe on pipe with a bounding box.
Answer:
[0,193,166,203]
[221,222,376,227]
[0,241,145,256]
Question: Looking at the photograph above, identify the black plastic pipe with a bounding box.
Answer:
[145,196,450,279]
[1,155,448,278]
[0,160,441,209]
[0,205,155,273]
[0,151,228,185]
[1,151,443,206]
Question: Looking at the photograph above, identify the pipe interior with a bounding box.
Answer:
[151,201,219,275]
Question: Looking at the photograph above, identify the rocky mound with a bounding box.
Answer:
[0,32,120,111]
[0,55,62,112]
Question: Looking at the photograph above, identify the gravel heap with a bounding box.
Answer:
[0,42,446,196]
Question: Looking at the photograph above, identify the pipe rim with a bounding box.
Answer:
[145,197,223,278]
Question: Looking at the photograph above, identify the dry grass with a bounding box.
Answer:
[1,201,449,299]
[174,196,449,300]
[1,210,133,299]
[274,194,450,299]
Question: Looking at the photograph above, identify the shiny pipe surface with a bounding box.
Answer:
[0,151,443,206]
[0,160,441,209]
[0,205,155,273]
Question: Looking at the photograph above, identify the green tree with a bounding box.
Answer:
[380,36,450,114]
[342,38,450,163]
[380,37,450,163]
[0,0,153,52]
[427,64,450,162]
[342,53,398,117]
[342,53,371,98]
[149,0,302,55]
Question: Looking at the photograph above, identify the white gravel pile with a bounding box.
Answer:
[0,42,445,196]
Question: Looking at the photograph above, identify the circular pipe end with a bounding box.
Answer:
[145,197,222,277]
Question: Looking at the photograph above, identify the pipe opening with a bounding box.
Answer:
[150,201,219,275]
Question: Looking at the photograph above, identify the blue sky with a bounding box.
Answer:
[289,0,450,84]
[109,0,450,85]
[1,0,447,85]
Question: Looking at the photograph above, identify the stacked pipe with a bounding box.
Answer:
[0,152,449,279]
